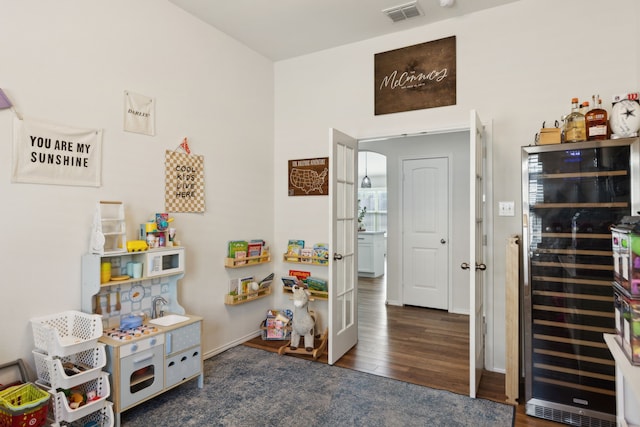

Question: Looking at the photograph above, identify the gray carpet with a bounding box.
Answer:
[121,345,514,426]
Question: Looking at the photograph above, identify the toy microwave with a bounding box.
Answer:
[144,248,184,278]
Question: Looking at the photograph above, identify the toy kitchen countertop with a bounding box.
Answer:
[99,313,202,347]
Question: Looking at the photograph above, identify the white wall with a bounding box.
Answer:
[273,0,640,372]
[0,0,275,370]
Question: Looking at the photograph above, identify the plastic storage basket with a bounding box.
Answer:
[0,383,50,427]
[49,373,110,423]
[32,343,106,389]
[51,402,113,427]
[31,311,102,357]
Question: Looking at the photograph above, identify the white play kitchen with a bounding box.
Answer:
[29,202,203,427]
[82,245,203,427]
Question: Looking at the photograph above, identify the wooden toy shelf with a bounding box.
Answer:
[282,287,328,300]
[225,254,271,268]
[282,254,328,266]
[225,286,272,305]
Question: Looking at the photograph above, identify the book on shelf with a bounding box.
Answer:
[286,239,305,261]
[228,240,248,258]
[258,274,274,289]
[234,251,247,265]
[281,276,299,289]
[228,278,240,295]
[239,275,255,295]
[300,248,313,263]
[313,243,329,264]
[289,269,310,282]
[247,241,263,263]
[306,276,328,292]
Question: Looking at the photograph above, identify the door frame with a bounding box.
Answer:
[355,117,496,373]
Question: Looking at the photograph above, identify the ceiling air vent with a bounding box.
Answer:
[382,1,423,23]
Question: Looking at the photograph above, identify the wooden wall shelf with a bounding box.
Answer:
[282,287,328,300]
[282,254,328,266]
[225,286,272,305]
[224,255,271,268]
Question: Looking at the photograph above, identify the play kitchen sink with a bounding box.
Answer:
[148,314,189,326]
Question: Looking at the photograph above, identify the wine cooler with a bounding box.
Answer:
[521,138,640,426]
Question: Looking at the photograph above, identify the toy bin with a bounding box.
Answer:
[32,343,106,390]
[260,309,292,341]
[51,402,113,427]
[0,383,50,427]
[48,373,110,424]
[30,311,102,357]
[617,284,640,365]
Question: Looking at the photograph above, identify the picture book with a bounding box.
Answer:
[281,276,298,289]
[247,241,263,263]
[259,273,275,288]
[300,248,313,263]
[313,243,329,265]
[265,317,288,340]
[289,269,310,282]
[239,275,254,295]
[228,240,248,258]
[228,278,240,295]
[234,250,247,266]
[306,276,328,292]
[286,239,305,261]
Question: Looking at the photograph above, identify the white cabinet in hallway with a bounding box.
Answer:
[357,231,385,278]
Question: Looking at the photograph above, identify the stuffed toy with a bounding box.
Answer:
[290,284,315,352]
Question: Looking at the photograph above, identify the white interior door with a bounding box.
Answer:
[402,157,449,310]
[467,110,486,398]
[328,128,358,365]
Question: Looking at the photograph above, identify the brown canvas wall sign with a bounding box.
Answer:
[288,157,329,196]
[375,36,456,115]
[165,149,205,212]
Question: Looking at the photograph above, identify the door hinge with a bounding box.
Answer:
[483,234,487,246]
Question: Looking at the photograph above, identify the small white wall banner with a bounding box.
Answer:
[124,90,155,136]
[12,117,102,187]
[165,150,205,213]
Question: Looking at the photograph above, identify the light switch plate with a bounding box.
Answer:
[499,201,515,217]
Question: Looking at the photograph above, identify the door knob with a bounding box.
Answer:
[441,239,447,244]
[460,262,470,270]
[333,253,343,261]
[475,263,487,271]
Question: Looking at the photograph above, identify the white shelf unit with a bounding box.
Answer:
[30,310,112,426]
[604,334,640,427]
[91,201,127,255]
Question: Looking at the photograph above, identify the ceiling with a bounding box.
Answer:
[168,0,522,61]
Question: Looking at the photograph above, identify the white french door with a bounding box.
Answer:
[328,128,358,365]
[467,110,486,397]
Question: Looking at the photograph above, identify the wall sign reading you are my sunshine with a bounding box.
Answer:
[374,36,456,115]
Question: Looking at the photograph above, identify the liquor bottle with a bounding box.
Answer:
[580,101,589,116]
[564,98,586,142]
[585,95,609,140]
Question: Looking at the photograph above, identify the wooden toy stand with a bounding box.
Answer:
[278,328,328,360]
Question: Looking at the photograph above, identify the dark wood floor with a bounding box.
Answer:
[244,274,560,427]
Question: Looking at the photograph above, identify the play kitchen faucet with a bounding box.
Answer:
[152,296,168,319]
